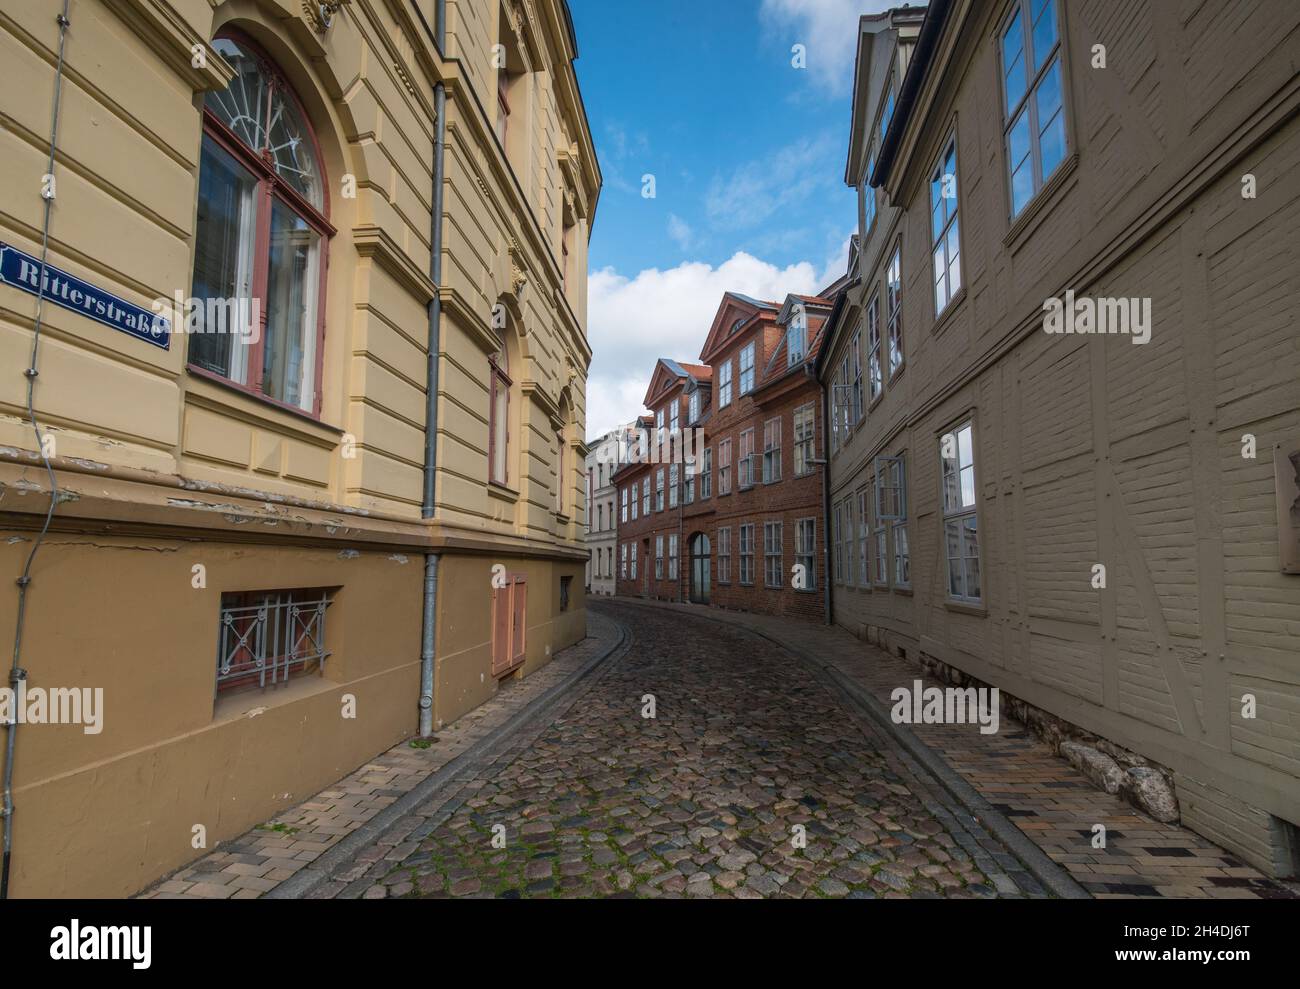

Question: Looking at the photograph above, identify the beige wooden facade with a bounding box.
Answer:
[0,0,598,896]
[821,1,1300,876]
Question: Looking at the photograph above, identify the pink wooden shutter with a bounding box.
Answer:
[491,584,511,676]
[510,577,527,668]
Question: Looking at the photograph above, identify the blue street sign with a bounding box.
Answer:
[0,242,171,350]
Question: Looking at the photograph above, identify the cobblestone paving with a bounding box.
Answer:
[363,603,1034,899]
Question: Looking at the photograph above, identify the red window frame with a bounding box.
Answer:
[191,29,335,419]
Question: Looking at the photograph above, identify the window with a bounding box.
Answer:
[689,389,700,424]
[877,455,910,589]
[684,457,695,504]
[867,292,883,402]
[794,404,816,476]
[942,421,980,602]
[621,488,628,524]
[216,587,332,694]
[719,438,732,495]
[931,137,962,314]
[701,447,712,499]
[863,147,877,232]
[193,36,330,415]
[1001,0,1066,218]
[559,576,571,612]
[556,430,566,515]
[631,483,638,521]
[795,519,816,590]
[788,306,807,366]
[656,408,666,446]
[857,489,870,585]
[668,534,679,580]
[630,543,638,580]
[844,496,856,587]
[655,535,664,579]
[832,502,843,583]
[496,62,511,146]
[717,527,732,583]
[739,342,756,394]
[840,354,855,433]
[739,524,755,585]
[762,417,782,483]
[764,522,783,588]
[669,399,679,433]
[851,332,864,423]
[887,245,903,377]
[620,544,628,579]
[719,360,733,407]
[642,479,650,516]
[656,469,665,511]
[872,470,888,586]
[739,428,755,489]
[669,464,680,509]
[880,61,896,142]
[489,326,512,484]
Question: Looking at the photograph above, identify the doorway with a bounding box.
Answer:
[689,532,711,605]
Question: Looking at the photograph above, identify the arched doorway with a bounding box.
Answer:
[689,532,711,605]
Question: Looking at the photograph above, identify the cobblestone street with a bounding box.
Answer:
[344,602,1039,899]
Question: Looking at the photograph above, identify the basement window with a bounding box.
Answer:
[216,588,334,695]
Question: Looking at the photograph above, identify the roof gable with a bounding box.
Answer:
[698,292,777,364]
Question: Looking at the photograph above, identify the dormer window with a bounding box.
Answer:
[787,304,807,367]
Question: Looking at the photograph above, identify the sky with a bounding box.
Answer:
[569,0,895,441]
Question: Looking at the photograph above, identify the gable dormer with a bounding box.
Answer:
[698,292,776,365]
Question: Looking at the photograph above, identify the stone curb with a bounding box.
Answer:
[613,598,1091,900]
[268,615,631,899]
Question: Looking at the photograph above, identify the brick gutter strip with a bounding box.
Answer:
[269,617,631,899]
[615,599,1090,900]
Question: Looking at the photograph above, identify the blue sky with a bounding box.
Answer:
[570,0,893,439]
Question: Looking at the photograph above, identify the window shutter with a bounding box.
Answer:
[510,576,527,667]
[491,583,511,676]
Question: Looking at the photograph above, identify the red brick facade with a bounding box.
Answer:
[613,293,833,622]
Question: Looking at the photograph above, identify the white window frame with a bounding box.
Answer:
[762,417,782,484]
[717,526,731,584]
[942,420,981,603]
[794,404,816,476]
[887,243,903,379]
[931,134,962,315]
[719,360,733,407]
[764,521,783,589]
[1000,0,1068,219]
[739,342,755,395]
[795,518,816,590]
[739,523,755,586]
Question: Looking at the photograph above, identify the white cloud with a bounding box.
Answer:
[704,132,838,233]
[667,213,693,251]
[585,252,822,440]
[760,0,896,95]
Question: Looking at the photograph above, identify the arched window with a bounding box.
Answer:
[489,326,511,485]
[190,32,332,415]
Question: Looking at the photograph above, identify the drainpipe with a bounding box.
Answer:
[417,1,447,737]
[809,363,833,627]
[2,0,70,901]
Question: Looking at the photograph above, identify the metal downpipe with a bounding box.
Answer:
[2,0,71,901]
[418,75,447,738]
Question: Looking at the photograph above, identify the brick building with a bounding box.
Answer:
[816,1,1300,877]
[614,292,836,621]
